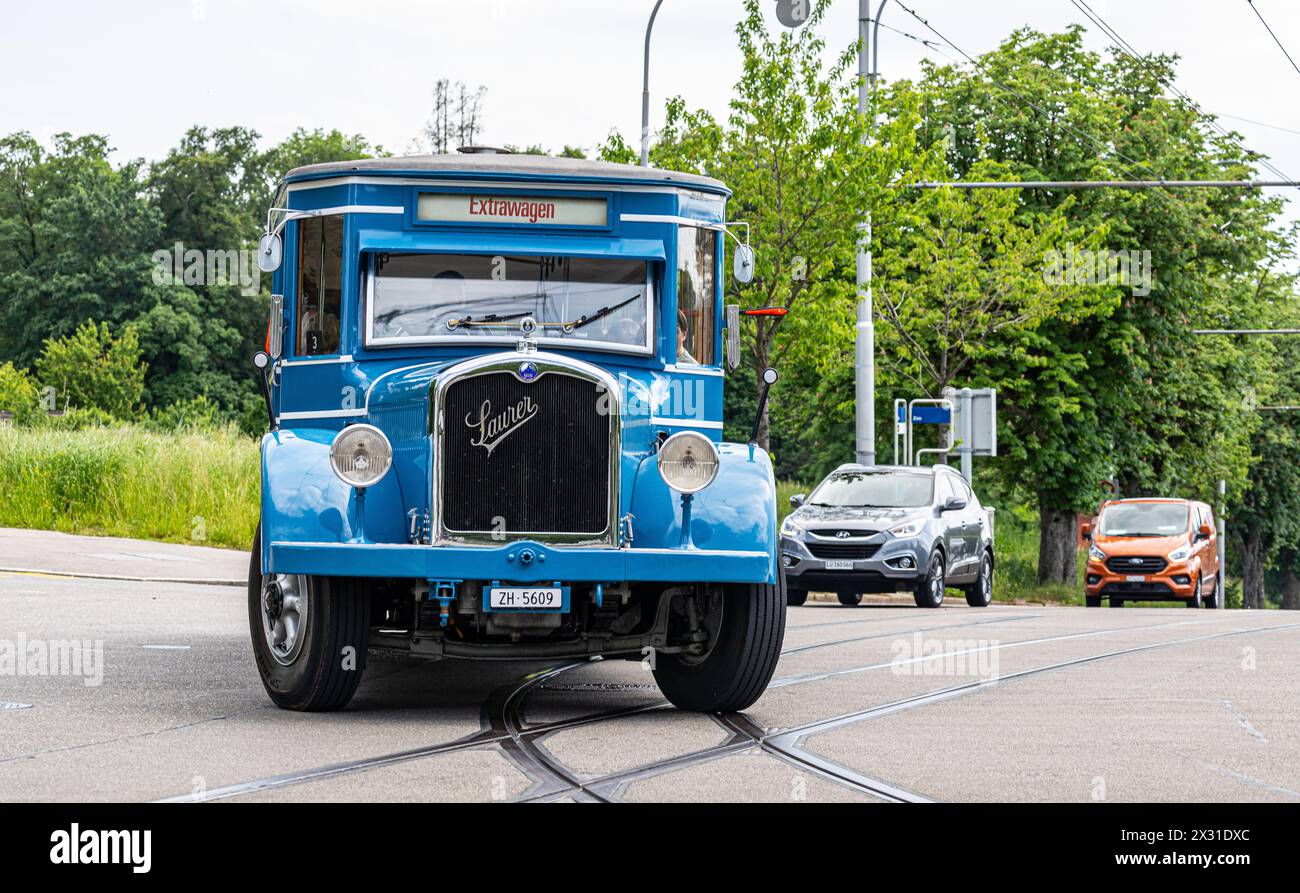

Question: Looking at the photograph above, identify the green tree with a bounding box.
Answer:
[651,0,921,450]
[0,132,161,367]
[0,361,38,423]
[35,320,146,417]
[883,28,1289,583]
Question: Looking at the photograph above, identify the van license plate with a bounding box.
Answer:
[1125,575,1145,583]
[487,587,564,611]
[825,560,854,571]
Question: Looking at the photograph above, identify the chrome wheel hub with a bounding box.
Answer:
[261,574,308,666]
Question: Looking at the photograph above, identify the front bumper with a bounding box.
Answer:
[1085,560,1196,601]
[269,539,774,584]
[781,534,928,592]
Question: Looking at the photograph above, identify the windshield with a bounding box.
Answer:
[808,471,934,508]
[1100,503,1189,537]
[367,253,650,351]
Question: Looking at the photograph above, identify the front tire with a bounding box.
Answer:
[1188,574,1204,609]
[837,590,863,606]
[1205,574,1222,609]
[964,551,994,607]
[787,587,808,607]
[653,579,786,713]
[1086,595,1101,608]
[913,550,946,608]
[248,527,371,711]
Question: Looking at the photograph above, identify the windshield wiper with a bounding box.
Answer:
[449,309,533,328]
[555,294,642,333]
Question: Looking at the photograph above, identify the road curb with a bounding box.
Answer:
[0,566,244,588]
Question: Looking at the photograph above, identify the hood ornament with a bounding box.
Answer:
[515,316,539,353]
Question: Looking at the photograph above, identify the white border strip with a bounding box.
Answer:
[279,355,354,367]
[663,363,725,377]
[285,176,693,196]
[296,204,403,216]
[277,408,368,421]
[650,417,725,430]
[620,213,725,228]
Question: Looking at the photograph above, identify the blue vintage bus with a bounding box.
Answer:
[250,150,784,712]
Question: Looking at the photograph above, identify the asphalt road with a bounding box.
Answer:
[2,530,1298,803]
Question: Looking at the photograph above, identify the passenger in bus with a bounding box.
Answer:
[677,309,697,364]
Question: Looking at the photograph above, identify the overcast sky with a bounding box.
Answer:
[6,0,1300,214]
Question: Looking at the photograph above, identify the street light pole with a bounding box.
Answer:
[640,0,666,167]
[855,0,887,465]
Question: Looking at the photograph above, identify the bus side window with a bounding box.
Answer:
[676,226,716,365]
[297,215,343,355]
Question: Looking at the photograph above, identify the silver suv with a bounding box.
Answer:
[780,465,994,608]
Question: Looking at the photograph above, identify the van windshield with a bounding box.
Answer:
[808,471,933,508]
[1100,503,1189,537]
[368,253,650,351]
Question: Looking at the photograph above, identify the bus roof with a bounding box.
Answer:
[282,153,729,194]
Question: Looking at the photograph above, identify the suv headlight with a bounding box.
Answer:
[781,515,803,536]
[1168,545,1191,562]
[888,519,923,538]
[657,431,720,494]
[329,424,393,488]
[1088,544,1106,562]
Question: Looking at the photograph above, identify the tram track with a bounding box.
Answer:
[157,610,1281,804]
[157,611,1034,802]
[588,618,1300,802]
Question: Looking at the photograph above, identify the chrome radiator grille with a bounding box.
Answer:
[439,369,613,540]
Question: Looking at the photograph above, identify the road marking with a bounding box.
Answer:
[0,702,34,710]
[1222,700,1268,744]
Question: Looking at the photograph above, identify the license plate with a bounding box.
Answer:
[487,586,565,611]
[1126,575,1146,583]
[825,560,854,571]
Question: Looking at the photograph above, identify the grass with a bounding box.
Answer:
[0,436,1090,602]
[0,425,260,551]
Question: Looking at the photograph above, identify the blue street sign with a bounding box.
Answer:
[911,405,951,425]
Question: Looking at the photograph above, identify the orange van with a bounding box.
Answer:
[1082,498,1221,608]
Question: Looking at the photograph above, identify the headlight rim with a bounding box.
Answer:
[657,430,720,495]
[887,518,924,539]
[329,422,393,489]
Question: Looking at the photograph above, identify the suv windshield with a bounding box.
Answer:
[809,471,934,508]
[1100,503,1189,537]
[368,253,650,351]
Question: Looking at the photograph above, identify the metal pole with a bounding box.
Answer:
[958,387,973,482]
[640,0,665,167]
[911,179,1300,190]
[1218,479,1227,610]
[855,0,887,465]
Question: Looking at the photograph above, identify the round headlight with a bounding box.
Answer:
[657,431,720,494]
[329,424,393,488]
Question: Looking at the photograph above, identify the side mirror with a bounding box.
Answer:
[725,304,740,371]
[258,232,283,273]
[733,244,755,284]
[1197,522,1213,540]
[789,493,805,509]
[941,496,967,512]
[1081,522,1092,540]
